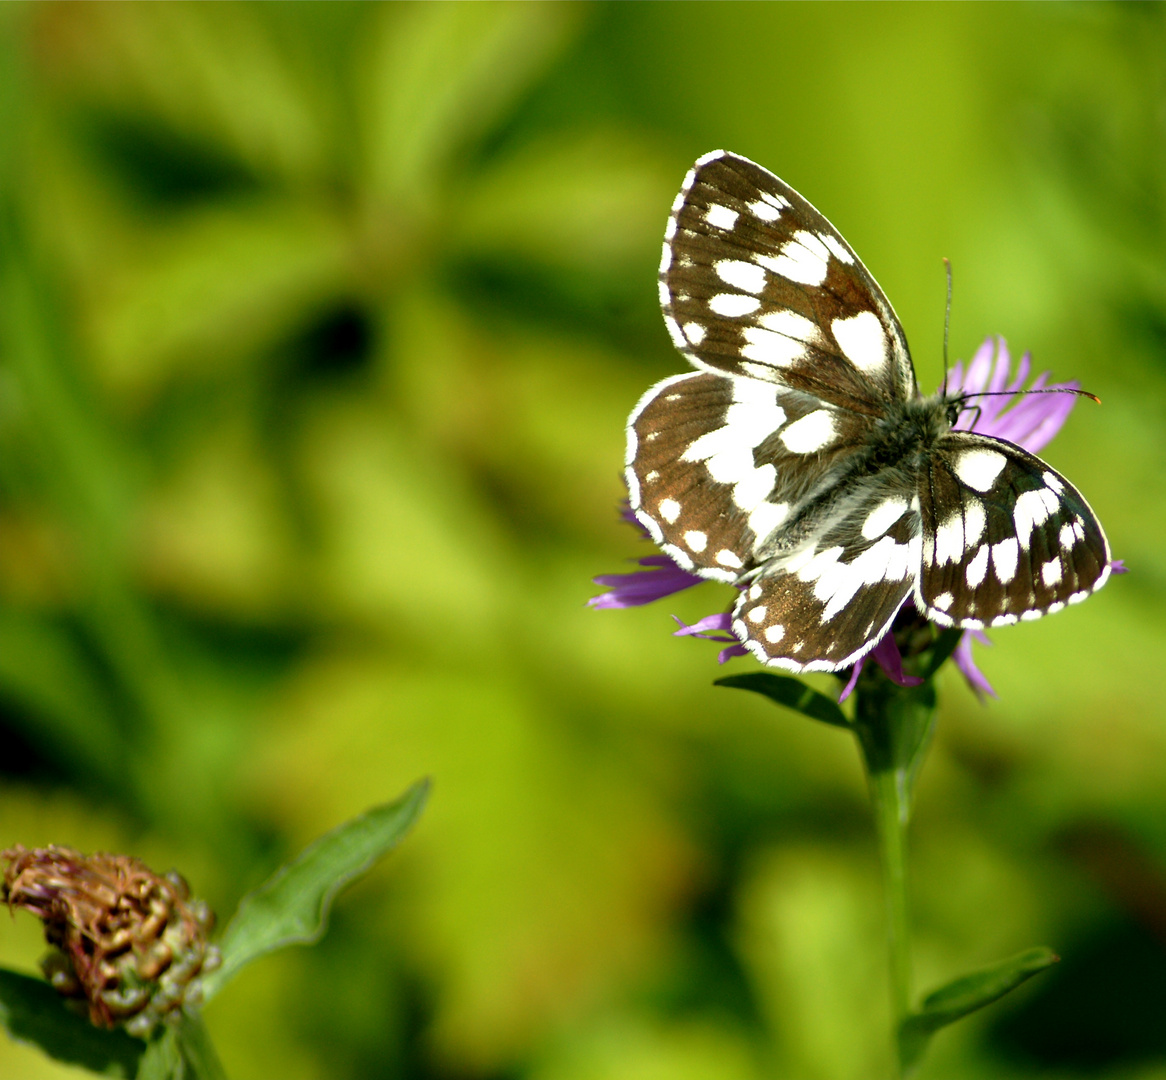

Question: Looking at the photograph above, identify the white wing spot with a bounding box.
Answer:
[664,315,686,349]
[749,501,789,543]
[934,513,964,566]
[716,549,743,569]
[779,409,837,453]
[679,168,697,194]
[756,230,829,286]
[659,243,672,273]
[764,624,786,644]
[1014,487,1060,547]
[663,217,677,241]
[658,498,680,524]
[993,613,1019,627]
[758,308,823,345]
[748,584,762,601]
[684,530,708,553]
[705,204,738,231]
[831,311,888,373]
[954,448,1008,492]
[963,499,986,546]
[644,470,658,483]
[747,199,781,222]
[709,293,761,317]
[747,605,767,623]
[1047,601,1065,614]
[715,259,767,294]
[658,280,670,307]
[820,233,854,264]
[1068,589,1088,605]
[1042,471,1064,494]
[741,326,805,368]
[932,591,954,611]
[861,497,909,540]
[1041,558,1063,586]
[966,545,989,588]
[683,322,706,345]
[991,537,1019,584]
[1020,609,1042,622]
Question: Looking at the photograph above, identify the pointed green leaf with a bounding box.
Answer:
[202,779,430,1000]
[899,947,1059,1073]
[0,967,143,1077]
[715,672,849,728]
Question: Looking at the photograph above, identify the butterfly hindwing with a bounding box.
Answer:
[731,483,922,671]
[917,432,1111,628]
[661,150,916,409]
[627,370,875,581]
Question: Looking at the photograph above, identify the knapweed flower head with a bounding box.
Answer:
[2,845,220,1038]
[593,337,1120,699]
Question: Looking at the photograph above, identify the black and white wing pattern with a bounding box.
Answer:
[627,149,1111,673]
[917,432,1111,629]
[659,150,916,408]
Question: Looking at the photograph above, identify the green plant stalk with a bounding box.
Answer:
[852,671,936,1079]
[868,759,912,1076]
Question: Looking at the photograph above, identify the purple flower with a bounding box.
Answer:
[592,337,1114,699]
[588,505,704,609]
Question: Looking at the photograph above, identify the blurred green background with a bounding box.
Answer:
[0,3,1163,1077]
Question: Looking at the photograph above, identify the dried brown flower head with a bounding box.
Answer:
[1,845,220,1038]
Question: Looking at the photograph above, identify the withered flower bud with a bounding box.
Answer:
[1,845,221,1038]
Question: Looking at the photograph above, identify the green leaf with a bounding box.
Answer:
[899,947,1059,1073]
[201,779,430,999]
[715,672,850,728]
[0,967,143,1077]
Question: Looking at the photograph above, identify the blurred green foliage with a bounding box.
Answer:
[0,3,1163,1078]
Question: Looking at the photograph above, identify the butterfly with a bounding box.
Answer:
[626,150,1112,672]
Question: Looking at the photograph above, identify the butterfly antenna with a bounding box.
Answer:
[941,258,953,398]
[962,387,1101,405]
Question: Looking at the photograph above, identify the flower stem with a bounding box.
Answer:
[852,674,936,1078]
[869,763,912,1075]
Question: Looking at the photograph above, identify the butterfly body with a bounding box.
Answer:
[627,150,1111,673]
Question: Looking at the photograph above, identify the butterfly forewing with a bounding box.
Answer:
[917,433,1111,628]
[661,151,916,409]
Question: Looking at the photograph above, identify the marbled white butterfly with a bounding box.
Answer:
[626,150,1111,672]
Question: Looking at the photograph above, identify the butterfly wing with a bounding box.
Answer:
[627,370,874,580]
[917,431,1111,628]
[660,150,916,409]
[730,484,922,671]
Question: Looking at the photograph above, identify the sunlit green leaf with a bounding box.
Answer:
[715,672,850,728]
[899,947,1059,1073]
[0,967,142,1077]
[202,779,429,999]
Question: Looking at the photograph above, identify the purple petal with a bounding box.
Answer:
[954,630,997,700]
[590,558,703,608]
[837,631,923,703]
[870,632,924,688]
[948,338,1080,455]
[1110,559,1128,574]
[671,613,747,663]
[672,613,734,638]
[838,661,863,703]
